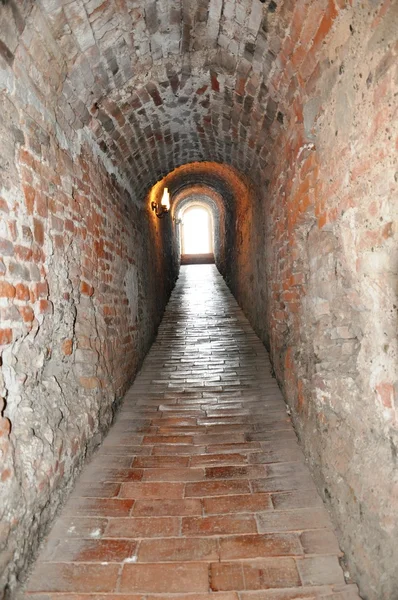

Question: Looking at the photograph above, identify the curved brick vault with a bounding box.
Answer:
[150,162,248,272]
[0,1,397,599]
[4,0,291,198]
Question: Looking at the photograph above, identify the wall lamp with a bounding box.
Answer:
[151,187,170,218]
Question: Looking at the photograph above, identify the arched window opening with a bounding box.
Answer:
[181,205,213,255]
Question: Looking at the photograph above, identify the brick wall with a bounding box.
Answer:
[0,5,176,593]
[228,3,398,599]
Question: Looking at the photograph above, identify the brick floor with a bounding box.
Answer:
[24,265,360,599]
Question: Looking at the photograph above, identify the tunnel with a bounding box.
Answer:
[0,1,397,599]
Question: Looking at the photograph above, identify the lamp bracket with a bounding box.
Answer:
[151,201,168,218]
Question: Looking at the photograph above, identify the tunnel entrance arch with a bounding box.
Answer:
[174,195,218,265]
[179,200,214,259]
[149,163,248,274]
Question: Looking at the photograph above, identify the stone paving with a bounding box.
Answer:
[24,266,360,599]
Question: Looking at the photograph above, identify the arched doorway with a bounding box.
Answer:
[181,205,213,254]
[171,183,227,272]
[179,203,214,264]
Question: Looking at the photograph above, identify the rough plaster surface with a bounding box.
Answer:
[0,1,396,599]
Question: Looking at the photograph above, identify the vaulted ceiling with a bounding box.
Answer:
[5,0,296,199]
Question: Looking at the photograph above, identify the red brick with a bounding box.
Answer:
[14,245,33,261]
[35,281,49,298]
[36,192,48,218]
[38,299,53,315]
[132,498,202,517]
[206,442,262,454]
[102,444,152,457]
[243,558,301,589]
[152,444,205,455]
[143,435,194,445]
[53,234,64,249]
[142,467,204,481]
[62,338,73,355]
[120,563,209,593]
[0,197,9,213]
[138,536,219,562]
[194,433,246,445]
[0,282,15,298]
[210,563,244,591]
[65,219,75,233]
[186,480,251,497]
[119,482,185,499]
[196,85,208,95]
[23,184,35,214]
[219,533,302,559]
[151,416,198,427]
[239,590,348,600]
[0,415,11,436]
[205,465,267,480]
[191,453,248,467]
[33,218,44,245]
[204,493,273,515]
[133,455,190,468]
[211,72,220,92]
[7,220,17,242]
[105,516,180,538]
[312,0,338,52]
[81,280,94,296]
[19,306,35,323]
[15,283,30,300]
[0,329,12,345]
[210,558,301,591]
[371,0,392,28]
[182,514,257,536]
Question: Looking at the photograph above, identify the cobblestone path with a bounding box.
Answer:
[24,265,360,599]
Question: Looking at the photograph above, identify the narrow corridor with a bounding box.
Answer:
[24,266,360,598]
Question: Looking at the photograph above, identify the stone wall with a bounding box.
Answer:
[0,5,176,595]
[228,3,398,599]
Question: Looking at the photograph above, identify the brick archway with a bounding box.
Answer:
[179,201,214,263]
